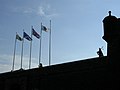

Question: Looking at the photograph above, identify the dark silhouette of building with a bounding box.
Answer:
[0,11,120,90]
[103,11,120,67]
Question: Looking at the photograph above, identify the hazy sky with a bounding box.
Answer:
[0,0,120,73]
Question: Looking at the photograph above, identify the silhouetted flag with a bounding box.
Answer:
[23,32,32,41]
[16,34,23,41]
[32,28,40,39]
[41,25,48,32]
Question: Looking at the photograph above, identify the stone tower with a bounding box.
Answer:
[103,11,120,66]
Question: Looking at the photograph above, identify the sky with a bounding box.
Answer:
[0,0,120,73]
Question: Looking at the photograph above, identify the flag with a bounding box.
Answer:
[32,28,40,39]
[16,34,23,41]
[23,32,32,41]
[41,25,48,32]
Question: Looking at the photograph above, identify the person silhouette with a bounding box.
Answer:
[97,48,104,57]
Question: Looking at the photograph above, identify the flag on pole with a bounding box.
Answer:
[41,25,48,32]
[32,28,40,39]
[23,32,32,41]
[16,33,23,41]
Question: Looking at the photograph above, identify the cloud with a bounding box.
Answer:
[12,7,35,14]
[0,54,12,73]
[37,6,45,16]
[11,4,58,18]
[37,5,58,18]
[0,54,38,73]
[23,8,35,14]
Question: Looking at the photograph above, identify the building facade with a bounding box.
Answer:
[0,11,120,90]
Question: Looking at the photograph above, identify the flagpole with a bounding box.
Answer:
[12,32,17,71]
[29,26,33,69]
[21,30,24,70]
[49,20,52,66]
[39,23,43,67]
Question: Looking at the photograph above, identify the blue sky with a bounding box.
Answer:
[0,0,120,73]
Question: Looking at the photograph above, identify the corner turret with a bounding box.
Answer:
[103,11,120,66]
[103,11,117,42]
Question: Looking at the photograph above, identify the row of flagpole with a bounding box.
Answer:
[12,20,52,71]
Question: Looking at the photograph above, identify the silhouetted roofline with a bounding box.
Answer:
[0,56,108,78]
